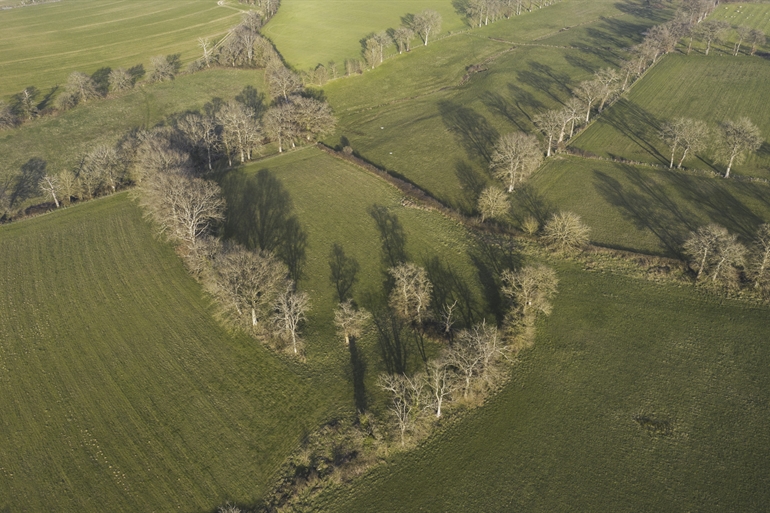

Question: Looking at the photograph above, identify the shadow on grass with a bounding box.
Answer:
[438,101,499,162]
[601,99,667,164]
[470,233,520,322]
[510,182,556,226]
[425,256,479,330]
[348,339,367,412]
[454,160,487,215]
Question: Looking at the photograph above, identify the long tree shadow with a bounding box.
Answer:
[601,99,667,164]
[438,101,499,162]
[424,256,478,330]
[470,233,521,322]
[347,339,367,412]
[516,62,573,106]
[369,204,408,269]
[372,310,410,375]
[454,160,487,215]
[510,182,556,226]
[11,158,47,209]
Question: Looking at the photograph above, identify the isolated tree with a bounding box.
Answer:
[263,103,296,153]
[273,286,310,354]
[38,174,61,208]
[477,185,509,222]
[717,118,763,178]
[378,373,425,446]
[393,27,415,53]
[108,68,133,92]
[291,96,336,141]
[265,62,302,101]
[412,9,442,46]
[750,224,770,290]
[389,263,433,325]
[211,245,288,329]
[695,20,729,55]
[150,55,177,82]
[329,243,360,302]
[684,224,746,283]
[501,265,558,320]
[574,80,603,122]
[490,132,543,192]
[334,300,371,345]
[749,29,766,56]
[426,359,452,418]
[533,110,562,157]
[542,211,590,252]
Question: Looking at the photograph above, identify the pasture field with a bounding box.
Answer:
[317,265,770,512]
[571,55,770,179]
[709,3,770,40]
[323,1,661,211]
[262,0,466,72]
[1,68,261,208]
[522,156,770,256]
[0,0,242,99]
[0,193,341,512]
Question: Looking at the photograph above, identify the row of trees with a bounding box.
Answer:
[459,0,556,27]
[660,117,762,177]
[684,224,770,293]
[358,10,443,72]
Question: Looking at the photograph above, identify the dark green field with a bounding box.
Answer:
[572,55,770,178]
[317,265,770,512]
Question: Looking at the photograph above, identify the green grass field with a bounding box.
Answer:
[317,265,770,512]
[262,0,467,72]
[522,156,770,256]
[572,54,770,178]
[1,68,261,208]
[709,3,770,37]
[0,0,242,99]
[0,193,340,512]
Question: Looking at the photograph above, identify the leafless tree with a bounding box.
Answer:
[426,359,452,418]
[378,372,426,446]
[57,170,78,205]
[177,113,219,171]
[291,96,336,141]
[198,38,214,68]
[265,61,302,101]
[501,265,559,324]
[594,68,621,112]
[0,101,18,130]
[439,299,459,337]
[412,9,442,46]
[684,224,746,283]
[749,29,766,56]
[363,38,380,69]
[393,27,415,53]
[334,300,371,345]
[717,118,762,178]
[134,127,191,181]
[695,20,729,55]
[273,286,310,354]
[108,68,133,92]
[445,321,505,398]
[150,55,177,82]
[542,211,590,252]
[533,110,562,157]
[15,88,38,120]
[217,101,262,164]
[563,97,583,138]
[574,80,603,123]
[750,224,770,290]
[57,72,101,109]
[389,262,433,325]
[490,132,543,192]
[38,174,61,208]
[661,118,710,169]
[263,103,296,153]
[80,145,124,194]
[734,26,751,56]
[477,185,509,222]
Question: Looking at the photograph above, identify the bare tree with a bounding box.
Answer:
[272,286,310,354]
[177,113,219,171]
[15,88,38,120]
[445,321,505,398]
[574,80,603,122]
[393,27,415,53]
[57,72,101,109]
[749,29,766,56]
[389,262,433,325]
[198,37,214,68]
[412,9,442,46]
[265,62,302,101]
[750,224,770,290]
[684,224,746,283]
[661,118,710,169]
[594,68,621,112]
[150,55,177,82]
[57,170,78,205]
[734,26,751,56]
[108,68,133,92]
[0,101,18,130]
[38,174,61,208]
[501,265,559,323]
[533,110,562,157]
[80,145,124,194]
[490,132,543,192]
[263,103,296,153]
[477,185,509,222]
[717,118,762,178]
[217,101,262,164]
[291,96,336,141]
[695,20,729,55]
[563,97,584,138]
[542,211,590,252]
[334,300,371,345]
[426,359,452,418]
[378,373,425,446]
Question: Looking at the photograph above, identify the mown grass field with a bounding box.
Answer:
[709,3,770,38]
[262,0,466,72]
[317,265,770,512]
[0,193,341,512]
[572,54,770,178]
[1,68,261,208]
[321,0,663,211]
[0,0,242,99]
[522,156,770,256]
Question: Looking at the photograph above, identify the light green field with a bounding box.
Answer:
[317,265,770,512]
[0,193,338,512]
[709,3,770,36]
[572,55,770,178]
[0,0,242,99]
[1,68,262,208]
[524,156,770,256]
[262,0,466,72]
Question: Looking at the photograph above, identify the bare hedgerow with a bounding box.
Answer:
[541,211,590,252]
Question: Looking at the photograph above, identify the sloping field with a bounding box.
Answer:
[262,0,466,72]
[572,54,770,179]
[317,266,770,512]
[0,194,335,512]
[0,0,241,99]
[523,157,770,256]
[709,3,770,37]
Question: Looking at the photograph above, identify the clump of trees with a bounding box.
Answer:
[541,211,591,252]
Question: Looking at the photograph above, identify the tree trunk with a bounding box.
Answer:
[291,328,297,354]
[585,103,591,123]
[678,147,689,169]
[252,308,257,326]
[345,333,350,345]
[546,135,552,157]
[688,37,693,55]
[697,249,708,280]
[705,40,711,55]
[755,252,769,288]
[52,192,59,208]
[725,153,735,178]
[670,142,677,169]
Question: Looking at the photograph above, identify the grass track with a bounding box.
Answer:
[0,0,242,99]
[0,193,335,512]
[572,54,770,179]
[317,265,770,512]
